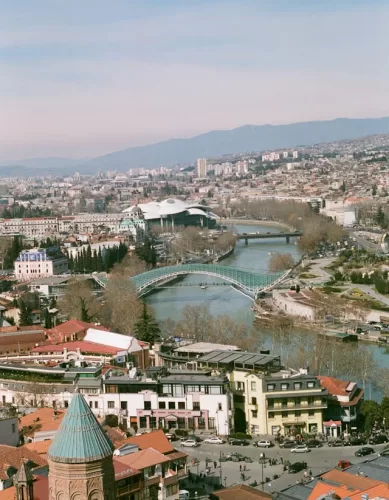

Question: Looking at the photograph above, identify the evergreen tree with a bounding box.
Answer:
[44,308,52,329]
[19,301,32,326]
[376,206,386,228]
[134,302,161,344]
[80,297,91,322]
[341,180,346,193]
[372,184,377,196]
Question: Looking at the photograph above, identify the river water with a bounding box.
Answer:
[146,223,388,401]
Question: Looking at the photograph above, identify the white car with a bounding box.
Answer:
[291,445,310,453]
[181,439,199,447]
[254,440,273,448]
[204,437,225,445]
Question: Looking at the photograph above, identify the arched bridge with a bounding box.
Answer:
[93,265,290,298]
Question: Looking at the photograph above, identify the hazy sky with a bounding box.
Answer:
[1,0,389,161]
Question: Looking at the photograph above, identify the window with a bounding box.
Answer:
[168,402,175,410]
[268,412,275,419]
[64,401,69,408]
[294,382,302,390]
[308,396,314,404]
[11,423,16,433]
[178,402,185,410]
[251,397,257,405]
[281,383,289,391]
[308,410,315,417]
[295,410,301,417]
[307,381,315,388]
[251,410,258,418]
[218,403,222,411]
[282,412,288,418]
[108,401,115,409]
[159,401,166,409]
[267,400,274,409]
[208,417,216,429]
[193,402,200,411]
[250,381,256,391]
[94,401,98,409]
[89,401,93,408]
[144,401,151,410]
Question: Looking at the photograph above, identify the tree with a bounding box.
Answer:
[19,301,32,326]
[58,279,100,322]
[376,206,386,228]
[101,275,142,334]
[134,303,161,344]
[268,253,295,272]
[361,400,382,433]
[372,184,377,196]
[43,308,52,329]
[341,180,346,193]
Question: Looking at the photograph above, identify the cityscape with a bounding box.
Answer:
[2,1,389,500]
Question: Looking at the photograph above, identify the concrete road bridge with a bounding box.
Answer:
[93,264,290,299]
[236,231,302,244]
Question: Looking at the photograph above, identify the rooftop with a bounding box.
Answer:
[48,393,114,464]
[31,340,122,356]
[114,447,170,470]
[19,408,66,436]
[210,484,272,500]
[174,342,240,354]
[198,349,280,367]
[0,444,47,481]
[125,430,174,455]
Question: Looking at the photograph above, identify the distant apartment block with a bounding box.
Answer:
[197,158,208,178]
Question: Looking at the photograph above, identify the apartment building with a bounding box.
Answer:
[197,158,208,178]
[14,247,68,280]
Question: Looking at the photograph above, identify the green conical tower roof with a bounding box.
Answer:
[48,393,114,464]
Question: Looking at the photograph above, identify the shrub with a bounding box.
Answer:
[229,432,252,440]
[175,429,189,437]
[104,414,118,428]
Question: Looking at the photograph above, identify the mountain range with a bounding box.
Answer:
[2,117,389,176]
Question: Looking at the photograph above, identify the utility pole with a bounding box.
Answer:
[219,450,223,487]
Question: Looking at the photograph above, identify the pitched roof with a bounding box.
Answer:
[14,460,33,484]
[48,393,114,464]
[19,408,66,436]
[31,340,122,355]
[211,484,272,500]
[115,448,170,470]
[0,445,47,480]
[113,458,140,480]
[24,440,52,458]
[308,482,357,500]
[84,328,142,352]
[321,470,381,490]
[317,376,352,396]
[126,430,174,455]
[349,483,389,499]
[46,320,108,343]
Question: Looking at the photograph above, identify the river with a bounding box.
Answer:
[145,223,388,401]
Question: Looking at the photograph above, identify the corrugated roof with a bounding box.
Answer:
[48,393,114,464]
[281,484,313,500]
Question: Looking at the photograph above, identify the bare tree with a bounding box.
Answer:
[59,279,100,322]
[101,275,142,334]
[111,253,149,278]
[268,253,295,272]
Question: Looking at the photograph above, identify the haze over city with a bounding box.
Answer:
[1,0,389,162]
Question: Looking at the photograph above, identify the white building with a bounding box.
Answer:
[292,151,299,159]
[14,247,68,281]
[196,158,208,178]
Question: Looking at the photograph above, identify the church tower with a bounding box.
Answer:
[14,461,34,500]
[47,393,116,500]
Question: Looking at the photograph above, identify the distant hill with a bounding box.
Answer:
[2,117,389,177]
[81,117,389,172]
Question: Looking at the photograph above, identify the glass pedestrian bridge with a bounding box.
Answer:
[92,264,289,298]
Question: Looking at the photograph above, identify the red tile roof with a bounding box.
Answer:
[19,408,66,436]
[115,448,170,470]
[321,470,381,490]
[45,319,109,343]
[317,376,351,396]
[0,445,47,480]
[113,458,140,480]
[126,430,174,455]
[211,484,272,500]
[31,340,121,355]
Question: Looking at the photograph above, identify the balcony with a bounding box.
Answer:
[116,483,141,496]
[268,401,326,411]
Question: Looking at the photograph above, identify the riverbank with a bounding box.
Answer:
[222,218,292,230]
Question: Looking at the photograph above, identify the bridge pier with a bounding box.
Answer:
[286,236,290,244]
[245,238,248,245]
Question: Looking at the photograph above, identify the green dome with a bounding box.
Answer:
[48,393,114,464]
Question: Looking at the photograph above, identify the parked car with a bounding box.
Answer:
[181,439,199,448]
[355,447,375,457]
[279,441,297,449]
[368,435,389,445]
[254,440,273,448]
[226,453,246,462]
[337,460,352,470]
[229,438,249,446]
[204,437,225,445]
[165,433,178,441]
[349,437,366,446]
[288,462,307,474]
[328,440,344,447]
[307,440,323,448]
[291,445,310,453]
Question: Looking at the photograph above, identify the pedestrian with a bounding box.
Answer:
[214,461,217,470]
[243,463,246,472]
[239,464,242,472]
[280,456,283,465]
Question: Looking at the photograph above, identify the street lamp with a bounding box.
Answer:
[259,452,266,488]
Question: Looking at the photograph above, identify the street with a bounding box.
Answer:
[177,440,389,493]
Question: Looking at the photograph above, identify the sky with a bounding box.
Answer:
[1,0,389,161]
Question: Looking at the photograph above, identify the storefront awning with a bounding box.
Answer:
[323,420,341,427]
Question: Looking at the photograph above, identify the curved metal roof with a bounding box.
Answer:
[48,393,114,464]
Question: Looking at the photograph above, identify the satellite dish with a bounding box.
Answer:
[380,233,389,253]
